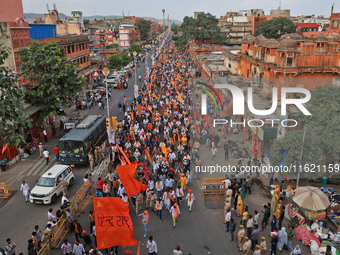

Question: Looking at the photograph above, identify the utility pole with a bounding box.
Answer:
[296,126,306,188]
[162,9,165,30]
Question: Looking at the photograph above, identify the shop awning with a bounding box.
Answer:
[24,105,40,116]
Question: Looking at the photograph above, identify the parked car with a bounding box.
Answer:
[29,165,74,204]
[64,118,81,134]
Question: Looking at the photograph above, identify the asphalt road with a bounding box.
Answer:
[0,55,148,253]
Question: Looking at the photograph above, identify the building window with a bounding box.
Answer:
[20,40,24,47]
[71,45,74,52]
[25,39,29,46]
[286,54,293,67]
[331,20,339,29]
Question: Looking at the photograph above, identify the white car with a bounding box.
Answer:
[29,165,74,204]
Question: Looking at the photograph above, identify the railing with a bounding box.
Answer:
[37,242,50,255]
[200,178,224,195]
[0,183,11,199]
[70,183,94,217]
[50,215,69,249]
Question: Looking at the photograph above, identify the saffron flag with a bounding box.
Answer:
[145,149,152,163]
[152,91,157,99]
[137,104,142,117]
[116,164,148,198]
[178,93,183,104]
[187,115,190,126]
[93,197,137,249]
[161,142,168,157]
[2,144,9,154]
[116,145,131,165]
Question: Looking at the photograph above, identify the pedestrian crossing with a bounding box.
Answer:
[8,157,57,186]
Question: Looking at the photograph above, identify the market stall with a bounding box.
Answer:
[288,186,340,253]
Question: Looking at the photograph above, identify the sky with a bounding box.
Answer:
[22,0,338,21]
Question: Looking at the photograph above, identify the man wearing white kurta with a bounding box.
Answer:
[185,189,195,212]
[20,181,30,202]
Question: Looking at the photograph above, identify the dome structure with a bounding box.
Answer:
[265,38,279,48]
[278,36,297,50]
[281,33,303,41]
[242,34,255,43]
[255,34,268,45]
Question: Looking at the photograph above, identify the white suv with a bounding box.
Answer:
[29,165,74,204]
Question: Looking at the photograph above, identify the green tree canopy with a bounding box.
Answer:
[255,17,296,39]
[0,44,32,146]
[19,41,83,117]
[108,53,131,70]
[270,85,340,168]
[171,23,179,35]
[135,19,151,40]
[129,43,142,53]
[104,43,119,49]
[178,13,225,45]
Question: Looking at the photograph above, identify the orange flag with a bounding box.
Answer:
[131,112,134,121]
[93,197,137,249]
[132,132,136,142]
[145,149,152,163]
[116,145,131,165]
[2,144,9,154]
[187,115,190,126]
[152,91,157,99]
[137,104,142,117]
[161,142,168,157]
[116,164,148,198]
[178,93,183,104]
[137,241,141,255]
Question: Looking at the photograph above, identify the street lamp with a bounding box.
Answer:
[133,51,137,85]
[102,67,111,141]
[152,40,155,66]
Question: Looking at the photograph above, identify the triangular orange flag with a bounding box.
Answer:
[187,115,190,126]
[116,164,148,198]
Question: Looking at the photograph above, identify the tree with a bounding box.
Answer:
[171,23,179,35]
[108,53,131,70]
[0,44,32,146]
[270,85,340,168]
[255,17,296,39]
[108,54,123,70]
[135,19,151,40]
[120,53,132,66]
[104,44,119,49]
[297,85,340,161]
[129,43,142,53]
[178,13,225,45]
[19,41,83,117]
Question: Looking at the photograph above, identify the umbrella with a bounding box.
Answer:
[293,186,331,211]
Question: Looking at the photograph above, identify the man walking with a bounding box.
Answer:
[211,146,218,162]
[230,218,237,242]
[155,199,163,221]
[72,241,85,255]
[5,238,16,255]
[42,149,50,165]
[185,189,195,212]
[88,152,94,172]
[224,143,229,161]
[53,145,59,161]
[61,239,72,255]
[169,203,180,228]
[20,181,30,203]
[43,129,48,142]
[146,236,157,255]
[140,210,150,238]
